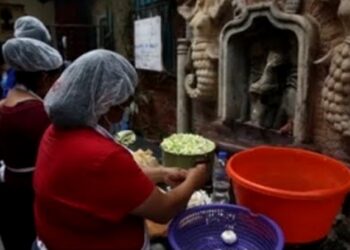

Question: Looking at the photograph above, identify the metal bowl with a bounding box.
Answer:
[162,149,215,169]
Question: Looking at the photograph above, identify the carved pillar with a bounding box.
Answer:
[177,39,191,132]
[322,0,350,138]
[284,0,302,14]
[178,0,232,100]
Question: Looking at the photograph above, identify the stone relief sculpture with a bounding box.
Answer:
[320,0,350,136]
[284,0,302,14]
[231,0,301,135]
[244,37,297,134]
[217,0,314,142]
[249,50,286,127]
[178,0,234,99]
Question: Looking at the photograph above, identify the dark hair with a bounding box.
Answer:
[15,66,64,92]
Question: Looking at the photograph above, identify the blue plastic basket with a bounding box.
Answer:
[168,204,284,250]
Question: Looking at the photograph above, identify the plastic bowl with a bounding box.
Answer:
[227,146,350,244]
[168,204,284,250]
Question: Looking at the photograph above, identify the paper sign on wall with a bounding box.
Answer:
[134,16,163,72]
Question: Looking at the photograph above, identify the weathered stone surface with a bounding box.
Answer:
[210,0,350,160]
[131,72,177,140]
[178,0,232,100]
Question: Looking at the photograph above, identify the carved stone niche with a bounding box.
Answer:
[217,2,317,146]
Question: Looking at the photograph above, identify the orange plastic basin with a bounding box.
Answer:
[227,146,350,244]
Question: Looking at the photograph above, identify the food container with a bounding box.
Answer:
[227,146,350,244]
[161,134,216,169]
[162,149,215,169]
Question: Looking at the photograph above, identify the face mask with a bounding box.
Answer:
[104,114,126,136]
[110,123,120,136]
[1,72,8,89]
[103,104,131,135]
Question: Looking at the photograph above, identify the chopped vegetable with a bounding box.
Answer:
[116,130,136,146]
[161,133,215,155]
[133,149,159,168]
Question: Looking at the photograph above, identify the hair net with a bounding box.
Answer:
[2,38,63,72]
[14,16,51,44]
[45,49,138,128]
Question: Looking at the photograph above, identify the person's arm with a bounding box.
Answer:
[141,166,187,185]
[140,166,167,183]
[97,150,207,224]
[132,164,207,224]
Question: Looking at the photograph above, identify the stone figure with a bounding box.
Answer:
[244,36,297,134]
[284,0,302,14]
[249,50,286,127]
[320,0,350,136]
[178,0,233,99]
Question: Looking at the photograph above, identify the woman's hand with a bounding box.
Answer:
[141,166,187,185]
[132,163,209,224]
[163,168,188,187]
[186,163,209,190]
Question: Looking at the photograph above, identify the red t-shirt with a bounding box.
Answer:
[0,100,50,187]
[34,126,155,250]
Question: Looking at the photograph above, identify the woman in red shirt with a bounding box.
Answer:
[34,50,207,250]
[0,38,63,250]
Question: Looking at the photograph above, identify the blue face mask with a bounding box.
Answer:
[110,123,120,136]
[119,107,130,131]
[1,72,8,89]
[102,115,117,136]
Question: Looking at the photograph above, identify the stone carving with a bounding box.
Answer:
[321,0,350,136]
[219,1,316,142]
[284,0,302,14]
[178,0,233,99]
[232,0,246,18]
[243,37,297,134]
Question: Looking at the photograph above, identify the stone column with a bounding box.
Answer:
[177,39,191,133]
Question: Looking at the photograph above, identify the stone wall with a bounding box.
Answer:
[131,71,177,140]
[295,0,346,159]
[303,0,347,159]
[181,0,350,160]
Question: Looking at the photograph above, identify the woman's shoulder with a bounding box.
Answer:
[41,126,134,174]
[46,126,128,157]
[0,99,44,113]
[0,100,49,131]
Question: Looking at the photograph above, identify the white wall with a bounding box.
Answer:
[1,0,54,24]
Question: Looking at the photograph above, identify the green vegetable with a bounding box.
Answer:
[161,133,215,155]
[116,130,136,146]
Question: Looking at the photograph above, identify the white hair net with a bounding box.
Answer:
[14,16,51,44]
[2,38,63,72]
[45,49,138,128]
